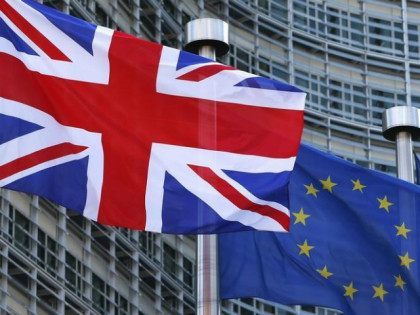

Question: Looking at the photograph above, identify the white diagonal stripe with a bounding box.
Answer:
[157,46,306,110]
[145,143,291,233]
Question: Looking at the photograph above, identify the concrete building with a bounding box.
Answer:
[1,0,419,314]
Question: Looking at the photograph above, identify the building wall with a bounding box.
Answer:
[0,190,196,314]
[2,0,420,314]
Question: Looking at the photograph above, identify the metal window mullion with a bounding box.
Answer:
[154,233,162,312]
[324,39,332,151]
[173,0,183,49]
[109,230,116,315]
[130,240,140,315]
[0,192,10,245]
[83,220,92,308]
[0,246,8,310]
[401,0,412,107]
[252,0,258,75]
[56,206,67,314]
[156,7,162,43]
[111,0,119,29]
[175,236,184,314]
[132,0,141,36]
[29,268,37,315]
[62,0,70,14]
[287,0,294,83]
[197,0,204,17]
[361,0,375,169]
[29,196,38,262]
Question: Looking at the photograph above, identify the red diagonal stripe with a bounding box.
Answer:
[0,142,87,180]
[176,64,234,82]
[189,165,290,231]
[0,0,70,61]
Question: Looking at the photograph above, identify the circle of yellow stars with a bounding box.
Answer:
[296,174,414,303]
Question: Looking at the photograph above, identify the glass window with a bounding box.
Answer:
[10,209,31,252]
[163,243,176,276]
[183,257,193,293]
[302,305,316,312]
[115,292,129,315]
[258,0,269,10]
[293,2,306,14]
[65,252,83,297]
[92,273,110,313]
[140,232,156,259]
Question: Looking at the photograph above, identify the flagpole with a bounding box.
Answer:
[383,106,420,182]
[184,18,229,315]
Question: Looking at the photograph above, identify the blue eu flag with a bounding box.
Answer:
[219,144,420,314]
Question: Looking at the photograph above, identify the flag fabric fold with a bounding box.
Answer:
[219,144,420,314]
[0,0,305,233]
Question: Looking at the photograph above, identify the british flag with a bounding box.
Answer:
[0,0,305,233]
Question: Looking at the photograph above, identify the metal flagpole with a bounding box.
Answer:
[383,106,420,182]
[184,18,229,315]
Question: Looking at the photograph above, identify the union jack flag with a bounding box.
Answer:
[0,0,305,233]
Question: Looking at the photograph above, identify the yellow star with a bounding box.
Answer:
[304,183,319,197]
[343,281,358,300]
[317,265,333,279]
[395,223,411,239]
[372,283,388,302]
[351,179,366,192]
[399,252,415,269]
[377,196,393,212]
[319,176,337,193]
[297,240,314,257]
[394,275,406,291]
[292,208,310,226]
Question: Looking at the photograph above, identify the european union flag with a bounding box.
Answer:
[219,144,420,314]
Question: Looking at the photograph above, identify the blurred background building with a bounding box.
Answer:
[1,0,419,314]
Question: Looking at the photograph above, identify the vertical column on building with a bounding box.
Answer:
[0,234,8,311]
[132,0,141,36]
[30,196,39,260]
[87,0,96,17]
[62,0,70,15]
[83,220,92,311]
[325,44,332,151]
[0,191,10,312]
[154,234,162,313]
[168,0,181,49]
[175,235,184,314]
[28,268,37,315]
[287,0,294,85]
[217,0,228,21]
[252,0,259,75]
[130,231,140,315]
[197,0,204,18]
[155,6,162,43]
[57,205,67,314]
[320,1,332,151]
[109,230,117,315]
[401,0,412,108]
[111,0,119,29]
[360,0,373,168]
[29,196,39,315]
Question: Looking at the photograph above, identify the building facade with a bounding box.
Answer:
[1,0,419,314]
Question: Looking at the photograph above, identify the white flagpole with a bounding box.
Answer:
[383,106,420,182]
[184,18,229,315]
